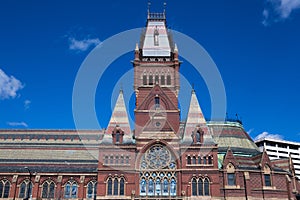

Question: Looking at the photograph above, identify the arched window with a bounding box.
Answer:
[104,156,108,164]
[170,178,176,196]
[64,180,77,199]
[192,156,196,164]
[113,178,118,195]
[187,156,191,165]
[166,74,171,85]
[162,178,168,196]
[226,163,236,186]
[143,74,147,85]
[110,156,113,164]
[195,132,201,143]
[0,179,10,198]
[155,74,159,84]
[192,178,197,196]
[198,179,203,196]
[203,156,207,164]
[208,156,212,164]
[19,179,32,198]
[120,178,125,196]
[86,181,97,199]
[139,144,177,197]
[161,74,165,85]
[155,97,160,109]
[115,156,119,165]
[126,156,130,164]
[42,180,55,199]
[140,178,146,196]
[148,178,154,196]
[155,178,161,196]
[149,74,153,85]
[107,178,112,195]
[204,178,210,196]
[198,156,202,164]
[191,177,210,196]
[120,156,124,164]
[115,131,120,143]
[107,177,124,196]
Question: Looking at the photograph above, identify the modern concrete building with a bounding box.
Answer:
[255,137,300,179]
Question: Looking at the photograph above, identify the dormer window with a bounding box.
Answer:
[192,126,204,144]
[112,126,124,144]
[154,26,159,46]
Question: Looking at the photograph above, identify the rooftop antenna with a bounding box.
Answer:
[163,2,167,14]
[148,0,151,13]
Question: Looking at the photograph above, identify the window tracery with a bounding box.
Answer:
[139,144,177,196]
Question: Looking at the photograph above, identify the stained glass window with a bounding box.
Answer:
[86,181,97,199]
[139,144,177,197]
[0,179,10,198]
[42,180,55,199]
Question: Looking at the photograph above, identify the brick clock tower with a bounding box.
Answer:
[133,11,181,142]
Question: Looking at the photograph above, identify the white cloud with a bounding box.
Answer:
[254,131,284,141]
[263,0,300,25]
[7,121,28,128]
[68,37,101,52]
[0,69,24,99]
[24,100,31,110]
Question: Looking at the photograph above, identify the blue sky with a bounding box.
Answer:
[0,0,300,142]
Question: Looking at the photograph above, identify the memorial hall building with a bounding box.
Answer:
[0,8,300,200]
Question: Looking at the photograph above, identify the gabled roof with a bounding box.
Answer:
[103,90,134,144]
[182,90,213,144]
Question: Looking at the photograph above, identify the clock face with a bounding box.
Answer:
[155,121,161,127]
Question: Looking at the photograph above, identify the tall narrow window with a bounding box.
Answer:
[148,178,154,196]
[149,75,153,85]
[161,75,165,85]
[155,74,159,84]
[143,74,147,85]
[227,173,235,186]
[140,178,146,196]
[110,156,113,164]
[192,156,196,164]
[192,178,197,196]
[115,156,119,165]
[115,131,120,143]
[187,156,191,165]
[19,180,32,199]
[155,97,160,109]
[167,75,171,85]
[86,181,97,199]
[264,165,272,187]
[155,178,161,196]
[0,179,10,198]
[104,156,108,164]
[163,178,168,196]
[113,178,118,195]
[120,178,125,195]
[126,156,129,164]
[264,174,271,186]
[170,178,176,196]
[107,178,112,195]
[198,156,202,164]
[208,156,212,164]
[198,179,203,196]
[203,156,207,164]
[204,178,210,196]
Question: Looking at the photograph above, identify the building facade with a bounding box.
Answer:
[0,9,300,200]
[256,137,300,179]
